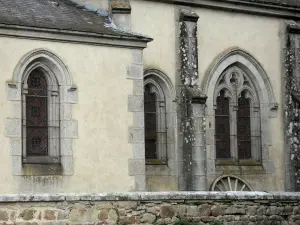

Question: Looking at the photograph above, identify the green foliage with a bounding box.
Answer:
[152,215,161,224]
[209,221,224,225]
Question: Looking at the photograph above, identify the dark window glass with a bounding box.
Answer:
[144,84,157,159]
[215,90,231,158]
[237,92,251,159]
[26,69,48,156]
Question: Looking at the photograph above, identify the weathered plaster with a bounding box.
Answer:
[6,48,78,176]
[202,47,277,189]
[128,49,147,191]
[143,69,177,191]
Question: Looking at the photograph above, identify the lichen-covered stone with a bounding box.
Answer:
[44,210,56,220]
[146,206,157,214]
[98,209,108,221]
[96,202,113,210]
[114,201,137,209]
[57,210,68,220]
[0,210,8,221]
[246,206,258,216]
[119,215,136,224]
[0,193,298,224]
[225,206,246,215]
[198,204,211,216]
[140,213,156,223]
[15,222,31,225]
[257,206,267,215]
[19,209,36,221]
[211,205,224,216]
[160,205,175,218]
[172,205,186,217]
[186,205,198,217]
[108,209,118,221]
[69,208,92,223]
[266,206,277,215]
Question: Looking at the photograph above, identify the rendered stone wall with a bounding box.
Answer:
[0,192,299,225]
[130,0,283,191]
[1,37,137,193]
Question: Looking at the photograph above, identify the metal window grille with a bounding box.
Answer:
[215,89,260,160]
[144,84,167,160]
[25,69,48,156]
[237,92,251,159]
[215,90,231,158]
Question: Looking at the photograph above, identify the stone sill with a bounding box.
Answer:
[0,192,300,202]
[23,156,60,164]
[146,159,167,165]
[22,163,62,176]
[215,159,262,166]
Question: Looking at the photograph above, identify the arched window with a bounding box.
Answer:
[144,82,167,161]
[22,66,60,163]
[6,49,77,175]
[203,48,277,188]
[215,90,231,159]
[237,91,252,159]
[214,66,261,161]
[26,69,49,156]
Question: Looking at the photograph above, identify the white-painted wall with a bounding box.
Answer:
[1,37,135,193]
[131,0,284,191]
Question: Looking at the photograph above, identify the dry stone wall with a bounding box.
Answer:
[0,192,299,225]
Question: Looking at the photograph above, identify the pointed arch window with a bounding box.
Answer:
[26,69,48,156]
[214,67,261,161]
[22,67,60,164]
[144,82,167,163]
[215,90,231,159]
[237,91,252,159]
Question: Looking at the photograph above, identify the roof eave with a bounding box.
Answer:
[143,0,300,19]
[0,24,153,49]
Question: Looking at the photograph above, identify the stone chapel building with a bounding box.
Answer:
[1,0,300,193]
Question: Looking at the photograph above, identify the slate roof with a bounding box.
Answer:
[0,0,149,39]
[238,0,300,8]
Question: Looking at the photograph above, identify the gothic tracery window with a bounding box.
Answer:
[237,91,252,159]
[214,66,260,161]
[215,90,231,159]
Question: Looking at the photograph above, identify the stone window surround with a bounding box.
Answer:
[21,63,60,164]
[143,69,177,174]
[144,79,167,162]
[6,48,78,176]
[202,47,277,175]
[213,66,261,162]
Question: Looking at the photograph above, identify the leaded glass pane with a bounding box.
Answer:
[237,92,251,159]
[144,84,157,159]
[215,90,231,158]
[26,69,48,156]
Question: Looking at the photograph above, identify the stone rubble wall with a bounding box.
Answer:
[0,192,299,224]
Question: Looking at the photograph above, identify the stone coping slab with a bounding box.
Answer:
[0,192,299,202]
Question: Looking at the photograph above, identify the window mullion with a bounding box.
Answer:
[231,98,238,160]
